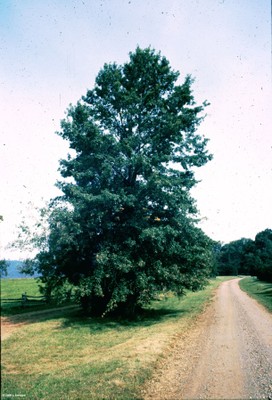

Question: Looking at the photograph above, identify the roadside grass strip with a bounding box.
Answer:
[1,277,232,399]
[239,276,272,313]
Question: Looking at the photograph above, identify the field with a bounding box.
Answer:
[239,276,272,312]
[1,277,233,400]
[1,277,42,299]
[1,278,47,316]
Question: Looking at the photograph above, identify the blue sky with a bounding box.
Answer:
[0,0,271,259]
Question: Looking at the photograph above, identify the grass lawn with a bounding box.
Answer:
[1,276,233,400]
[239,276,272,313]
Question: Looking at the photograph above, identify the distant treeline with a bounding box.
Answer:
[215,228,272,282]
[0,260,40,279]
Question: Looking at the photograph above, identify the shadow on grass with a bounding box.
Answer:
[0,301,75,318]
[59,305,187,332]
[246,278,272,295]
[255,288,272,296]
[1,304,80,324]
[1,300,188,333]
[239,277,272,313]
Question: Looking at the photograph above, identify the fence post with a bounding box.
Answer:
[21,292,27,308]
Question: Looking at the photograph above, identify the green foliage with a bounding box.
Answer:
[216,229,272,283]
[252,229,272,282]
[11,203,50,257]
[209,241,221,277]
[217,238,255,276]
[0,259,8,277]
[23,47,213,316]
[0,216,7,277]
[39,277,75,305]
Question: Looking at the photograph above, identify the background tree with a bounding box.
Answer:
[0,215,7,277]
[217,238,254,276]
[30,47,213,316]
[210,241,222,277]
[252,229,272,282]
[0,259,7,277]
[216,229,272,281]
[240,238,256,276]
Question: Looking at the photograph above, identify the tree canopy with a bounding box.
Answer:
[0,215,7,277]
[216,228,272,282]
[216,238,255,276]
[27,47,214,316]
[253,229,272,282]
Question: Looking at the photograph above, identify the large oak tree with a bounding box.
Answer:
[34,47,213,316]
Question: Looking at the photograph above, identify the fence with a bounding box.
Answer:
[1,292,47,308]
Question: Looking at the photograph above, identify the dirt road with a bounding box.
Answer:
[143,278,272,399]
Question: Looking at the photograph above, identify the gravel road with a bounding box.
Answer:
[142,278,272,399]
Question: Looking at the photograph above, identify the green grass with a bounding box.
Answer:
[239,276,272,313]
[0,278,74,316]
[1,276,233,400]
[1,278,43,315]
[1,278,42,298]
